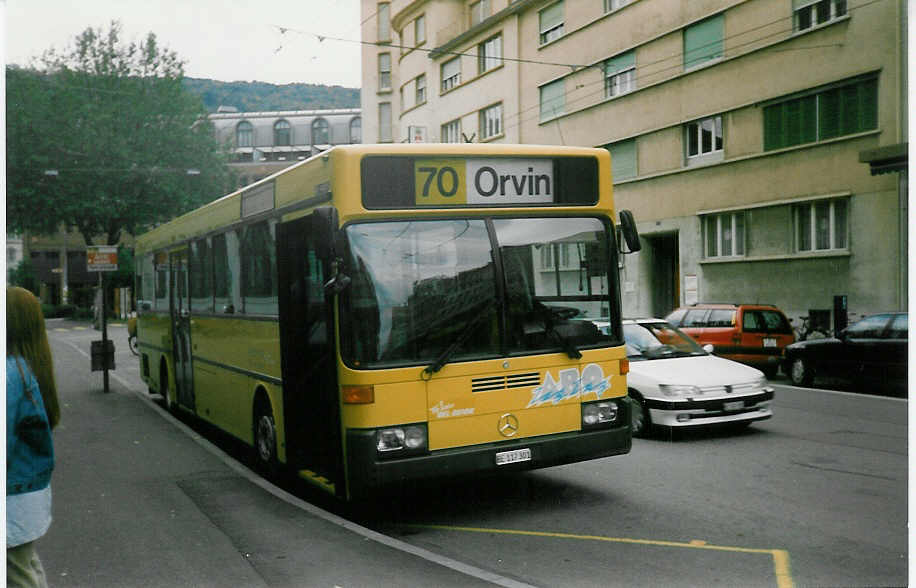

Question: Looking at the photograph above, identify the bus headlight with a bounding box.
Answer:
[582,400,619,428]
[376,424,428,456]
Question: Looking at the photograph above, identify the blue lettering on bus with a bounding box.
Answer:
[527,363,611,408]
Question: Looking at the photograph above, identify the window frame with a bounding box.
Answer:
[478,34,503,75]
[604,51,636,98]
[415,14,426,45]
[683,14,724,70]
[441,118,462,143]
[604,0,631,12]
[273,119,291,146]
[378,52,392,91]
[685,115,723,164]
[378,102,392,142]
[538,1,565,45]
[415,74,427,105]
[236,121,253,147]
[479,103,503,140]
[794,0,847,32]
[793,198,848,253]
[349,117,362,143]
[470,0,491,27]
[377,2,391,41]
[539,79,565,122]
[441,57,462,92]
[703,212,745,258]
[311,118,329,145]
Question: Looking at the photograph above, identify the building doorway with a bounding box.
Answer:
[646,233,679,318]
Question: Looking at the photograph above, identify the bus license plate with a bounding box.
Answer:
[496,448,531,466]
[723,401,744,412]
[763,338,777,347]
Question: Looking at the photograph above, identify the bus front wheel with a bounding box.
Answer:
[253,397,278,474]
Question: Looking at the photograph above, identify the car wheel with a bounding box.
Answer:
[253,396,278,475]
[628,391,651,438]
[789,357,813,386]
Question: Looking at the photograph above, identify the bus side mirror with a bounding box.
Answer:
[618,209,641,253]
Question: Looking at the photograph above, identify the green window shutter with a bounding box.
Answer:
[540,2,564,32]
[799,94,817,144]
[607,139,636,181]
[539,80,565,121]
[684,14,723,69]
[604,51,636,76]
[861,77,878,131]
[764,103,785,150]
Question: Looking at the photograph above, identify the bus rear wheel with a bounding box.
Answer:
[254,398,278,474]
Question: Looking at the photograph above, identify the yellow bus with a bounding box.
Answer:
[134,144,642,500]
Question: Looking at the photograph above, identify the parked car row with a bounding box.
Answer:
[606,305,907,437]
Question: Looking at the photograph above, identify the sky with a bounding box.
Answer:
[3,0,363,87]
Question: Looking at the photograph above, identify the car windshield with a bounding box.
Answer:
[339,217,619,369]
[623,322,706,360]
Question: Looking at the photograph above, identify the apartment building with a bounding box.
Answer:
[361,0,907,324]
[210,106,363,187]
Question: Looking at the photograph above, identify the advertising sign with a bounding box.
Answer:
[87,246,118,272]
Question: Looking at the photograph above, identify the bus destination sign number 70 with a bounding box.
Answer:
[415,158,554,206]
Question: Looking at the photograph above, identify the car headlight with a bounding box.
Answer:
[581,400,620,428]
[376,424,428,456]
[659,384,702,397]
[753,377,768,389]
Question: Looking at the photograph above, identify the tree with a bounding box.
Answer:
[6,22,236,246]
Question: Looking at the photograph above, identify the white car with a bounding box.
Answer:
[621,318,775,437]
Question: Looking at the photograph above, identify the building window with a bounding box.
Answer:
[704,212,745,258]
[415,74,427,104]
[236,121,253,147]
[274,120,291,146]
[538,2,564,45]
[441,57,461,92]
[684,14,724,70]
[378,103,392,142]
[764,76,877,151]
[604,0,631,12]
[480,103,502,139]
[794,0,847,31]
[605,139,637,181]
[312,118,329,145]
[470,0,491,27]
[478,34,502,74]
[377,3,391,41]
[350,117,362,143]
[604,51,636,98]
[378,53,391,90]
[794,199,848,252]
[539,79,565,121]
[441,119,461,143]
[686,115,723,163]
[415,14,426,45]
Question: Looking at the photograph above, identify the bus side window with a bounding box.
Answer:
[213,232,241,314]
[240,220,278,315]
[154,251,169,310]
[190,238,213,313]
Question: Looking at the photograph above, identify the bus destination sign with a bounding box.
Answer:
[414,158,554,206]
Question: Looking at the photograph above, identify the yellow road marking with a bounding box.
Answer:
[404,524,794,588]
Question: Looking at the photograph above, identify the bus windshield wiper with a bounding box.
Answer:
[534,302,582,360]
[423,298,496,376]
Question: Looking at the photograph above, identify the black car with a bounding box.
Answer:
[785,312,907,392]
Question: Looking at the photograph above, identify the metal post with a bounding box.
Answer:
[101,272,109,394]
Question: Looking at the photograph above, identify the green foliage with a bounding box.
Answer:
[183,78,360,112]
[6,22,237,247]
[8,259,38,293]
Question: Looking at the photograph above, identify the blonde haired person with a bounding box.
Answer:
[7,287,60,587]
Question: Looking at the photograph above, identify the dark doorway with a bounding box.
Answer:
[646,233,679,318]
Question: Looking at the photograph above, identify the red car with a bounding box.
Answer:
[665,303,795,378]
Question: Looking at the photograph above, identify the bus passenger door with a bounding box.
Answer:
[170,249,195,411]
[277,215,342,494]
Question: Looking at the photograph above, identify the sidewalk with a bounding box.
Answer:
[40,326,525,587]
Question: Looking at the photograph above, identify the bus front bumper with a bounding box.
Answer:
[345,423,631,499]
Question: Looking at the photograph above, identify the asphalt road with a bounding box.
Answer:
[38,320,909,587]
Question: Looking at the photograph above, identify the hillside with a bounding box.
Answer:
[183,78,361,113]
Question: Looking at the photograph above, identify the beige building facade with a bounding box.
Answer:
[362,0,907,326]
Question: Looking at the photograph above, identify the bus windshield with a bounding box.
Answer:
[340,216,618,369]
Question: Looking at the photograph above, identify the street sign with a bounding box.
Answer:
[87,246,118,272]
